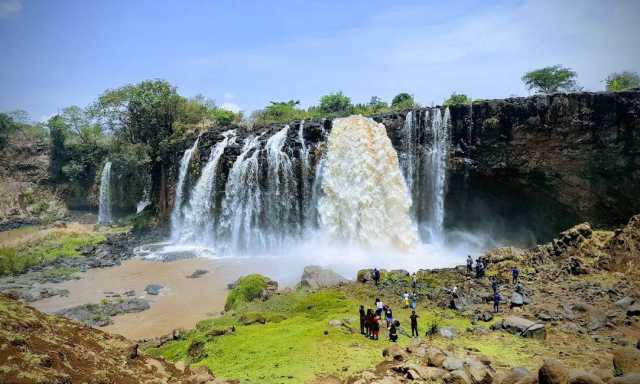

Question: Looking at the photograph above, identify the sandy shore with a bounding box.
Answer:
[32,258,255,340]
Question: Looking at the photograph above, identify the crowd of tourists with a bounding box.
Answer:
[358,260,525,343]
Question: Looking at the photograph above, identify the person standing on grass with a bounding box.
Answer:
[384,306,393,328]
[389,320,399,342]
[371,312,380,340]
[410,292,417,310]
[403,292,410,308]
[410,311,419,337]
[359,305,366,335]
[365,309,374,338]
[375,298,384,316]
[493,292,501,313]
[411,273,417,290]
[373,268,381,286]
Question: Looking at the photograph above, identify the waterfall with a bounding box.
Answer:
[97,161,112,224]
[298,120,313,228]
[170,137,200,239]
[177,130,236,244]
[422,107,451,242]
[399,111,416,197]
[136,189,150,213]
[219,136,264,253]
[318,115,417,250]
[265,125,297,244]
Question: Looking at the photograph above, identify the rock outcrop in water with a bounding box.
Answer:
[155,90,639,246]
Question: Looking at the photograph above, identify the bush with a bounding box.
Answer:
[521,65,579,94]
[605,71,640,92]
[312,92,353,117]
[391,93,415,110]
[443,92,472,106]
[225,274,270,311]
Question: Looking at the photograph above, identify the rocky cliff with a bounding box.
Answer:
[156,90,639,244]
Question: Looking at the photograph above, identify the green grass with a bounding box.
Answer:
[0,232,106,276]
[225,274,270,311]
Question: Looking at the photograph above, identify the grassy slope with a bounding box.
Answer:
[148,278,551,384]
[0,224,126,276]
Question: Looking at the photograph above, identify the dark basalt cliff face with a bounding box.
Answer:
[156,90,639,244]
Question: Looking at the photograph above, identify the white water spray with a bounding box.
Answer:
[319,115,417,250]
[97,161,112,224]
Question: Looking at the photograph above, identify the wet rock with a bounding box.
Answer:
[56,298,150,327]
[123,290,136,297]
[300,265,349,289]
[539,359,570,384]
[144,284,164,295]
[613,347,640,375]
[187,269,209,279]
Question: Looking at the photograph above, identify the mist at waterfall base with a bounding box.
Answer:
[139,113,503,285]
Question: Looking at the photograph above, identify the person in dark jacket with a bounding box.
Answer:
[359,305,366,335]
[491,276,499,294]
[410,311,419,337]
[466,255,473,274]
[384,306,393,328]
[371,313,380,340]
[512,267,519,284]
[493,292,501,313]
[373,268,381,286]
[389,320,399,342]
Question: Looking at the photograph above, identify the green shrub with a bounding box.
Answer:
[482,117,499,132]
[224,274,270,310]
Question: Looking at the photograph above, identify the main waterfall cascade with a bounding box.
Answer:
[318,116,417,249]
[97,161,112,225]
[161,108,458,261]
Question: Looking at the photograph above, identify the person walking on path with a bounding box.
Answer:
[411,273,417,290]
[491,276,499,295]
[359,305,366,335]
[512,267,519,284]
[402,292,410,308]
[384,306,393,328]
[410,311,419,337]
[410,293,417,310]
[466,255,473,274]
[493,292,501,313]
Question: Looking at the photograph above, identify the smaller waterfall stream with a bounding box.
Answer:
[97,161,112,224]
[170,137,200,240]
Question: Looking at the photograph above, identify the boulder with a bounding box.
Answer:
[482,247,527,264]
[239,312,267,325]
[444,370,473,384]
[511,292,525,307]
[426,347,447,367]
[393,363,447,380]
[300,265,349,289]
[568,371,604,384]
[501,368,531,384]
[539,359,569,384]
[442,356,465,371]
[627,304,640,317]
[144,284,164,295]
[613,347,640,375]
[468,362,494,384]
[439,327,457,339]
[187,269,209,279]
[383,344,408,361]
[356,269,373,283]
[615,297,635,310]
[612,374,640,384]
[501,316,546,339]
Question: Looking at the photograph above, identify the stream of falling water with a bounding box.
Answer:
[170,137,200,239]
[97,161,112,224]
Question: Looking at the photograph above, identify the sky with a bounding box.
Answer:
[1,0,639,122]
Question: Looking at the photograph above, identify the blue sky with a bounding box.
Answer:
[1,0,639,121]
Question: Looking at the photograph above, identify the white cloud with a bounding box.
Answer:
[0,0,22,18]
[220,102,241,113]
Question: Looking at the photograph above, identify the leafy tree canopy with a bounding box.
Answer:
[315,92,353,116]
[252,100,309,125]
[521,65,579,94]
[391,93,415,109]
[605,71,640,92]
[443,92,472,106]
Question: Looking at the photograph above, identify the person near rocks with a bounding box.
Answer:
[493,292,501,313]
[410,310,419,337]
[388,320,399,342]
[476,258,485,278]
[491,276,499,294]
[512,267,519,284]
[359,305,366,335]
[411,273,417,290]
[410,293,417,310]
[365,309,374,338]
[467,255,473,274]
[403,292,410,308]
[384,306,393,328]
[373,268,381,286]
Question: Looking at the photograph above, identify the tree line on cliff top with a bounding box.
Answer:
[0,67,638,205]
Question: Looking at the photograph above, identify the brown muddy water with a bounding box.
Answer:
[32,258,264,340]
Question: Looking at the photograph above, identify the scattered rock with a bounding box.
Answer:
[539,359,569,384]
[442,356,464,371]
[501,368,532,384]
[612,374,640,384]
[627,304,640,317]
[499,316,546,339]
[569,370,604,384]
[615,297,635,310]
[187,269,209,279]
[426,347,447,367]
[239,312,267,325]
[382,344,408,361]
[56,298,150,327]
[613,347,640,375]
[439,327,457,339]
[144,284,164,295]
[300,265,349,289]
[444,369,472,384]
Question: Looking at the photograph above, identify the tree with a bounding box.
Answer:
[317,92,353,116]
[443,92,472,106]
[521,65,579,94]
[253,100,308,125]
[391,93,415,110]
[605,71,640,92]
[0,113,17,148]
[47,115,69,181]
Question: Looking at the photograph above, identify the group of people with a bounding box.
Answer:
[467,255,521,313]
[359,298,420,342]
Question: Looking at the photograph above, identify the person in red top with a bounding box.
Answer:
[371,313,380,340]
